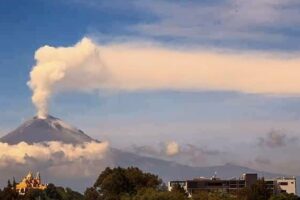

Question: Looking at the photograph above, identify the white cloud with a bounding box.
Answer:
[131,142,223,167]
[133,0,300,45]
[0,141,111,191]
[0,141,109,169]
[258,130,297,148]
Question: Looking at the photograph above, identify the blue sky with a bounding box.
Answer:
[1,0,300,173]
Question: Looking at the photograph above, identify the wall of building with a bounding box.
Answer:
[276,178,297,195]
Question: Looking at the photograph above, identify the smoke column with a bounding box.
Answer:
[28,38,106,118]
[28,37,300,117]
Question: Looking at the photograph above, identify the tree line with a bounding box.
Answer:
[0,167,299,200]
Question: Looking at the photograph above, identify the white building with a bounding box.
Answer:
[168,173,297,197]
[276,177,297,195]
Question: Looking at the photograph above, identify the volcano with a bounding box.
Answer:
[0,115,297,193]
[0,115,95,144]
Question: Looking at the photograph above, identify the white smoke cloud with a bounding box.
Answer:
[165,141,180,156]
[28,38,108,118]
[28,37,300,118]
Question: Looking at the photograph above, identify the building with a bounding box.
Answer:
[168,173,297,197]
[16,172,47,195]
[272,177,297,194]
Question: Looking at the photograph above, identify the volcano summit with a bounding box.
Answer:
[0,115,95,144]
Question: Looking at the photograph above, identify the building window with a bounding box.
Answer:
[279,182,288,186]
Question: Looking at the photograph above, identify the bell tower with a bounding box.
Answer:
[35,172,41,184]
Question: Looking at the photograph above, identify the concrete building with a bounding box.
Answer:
[168,173,297,197]
[274,177,296,194]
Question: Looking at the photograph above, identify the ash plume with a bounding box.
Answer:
[28,37,300,117]
[28,38,107,118]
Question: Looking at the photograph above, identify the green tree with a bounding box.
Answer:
[7,180,12,189]
[45,183,62,200]
[122,188,187,200]
[192,190,236,200]
[61,187,84,200]
[238,179,271,200]
[192,191,209,200]
[269,193,300,200]
[12,178,17,189]
[92,167,163,200]
[84,187,101,200]
[23,189,46,200]
[0,179,19,200]
[170,183,188,197]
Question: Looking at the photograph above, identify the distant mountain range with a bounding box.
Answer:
[1,115,298,193]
